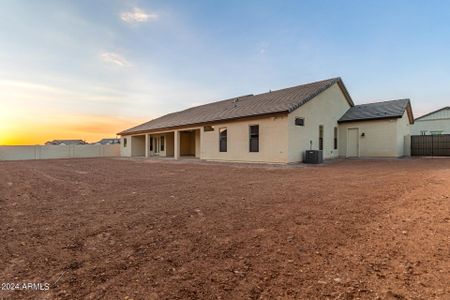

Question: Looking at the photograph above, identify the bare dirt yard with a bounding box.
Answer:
[0,158,449,300]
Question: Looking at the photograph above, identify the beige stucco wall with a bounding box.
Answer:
[0,144,120,161]
[200,115,289,163]
[131,135,145,157]
[0,146,38,160]
[287,83,352,162]
[120,136,132,157]
[338,113,411,158]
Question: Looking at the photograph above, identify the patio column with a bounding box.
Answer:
[145,134,149,157]
[174,130,180,159]
[199,128,204,159]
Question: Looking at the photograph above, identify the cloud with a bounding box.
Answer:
[258,41,270,55]
[120,7,158,24]
[100,52,131,67]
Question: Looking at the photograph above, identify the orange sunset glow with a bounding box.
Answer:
[0,112,143,145]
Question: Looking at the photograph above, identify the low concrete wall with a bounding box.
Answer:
[0,144,120,161]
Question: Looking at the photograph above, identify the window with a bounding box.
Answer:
[160,136,165,151]
[249,125,259,152]
[123,138,127,148]
[295,117,305,126]
[319,125,324,151]
[334,127,338,150]
[204,125,215,132]
[219,128,227,152]
[149,137,153,151]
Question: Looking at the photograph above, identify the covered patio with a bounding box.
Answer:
[128,128,201,159]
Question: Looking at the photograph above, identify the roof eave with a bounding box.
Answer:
[405,101,414,124]
[117,111,289,136]
[337,115,402,123]
[336,79,355,107]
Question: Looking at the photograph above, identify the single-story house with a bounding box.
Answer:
[411,106,450,135]
[118,77,414,163]
[338,99,414,157]
[94,138,120,145]
[45,139,87,145]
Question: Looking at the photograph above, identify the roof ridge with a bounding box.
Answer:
[287,78,341,112]
[118,77,350,135]
[253,77,341,97]
[415,106,450,120]
[181,94,255,111]
[356,98,410,106]
[120,94,257,133]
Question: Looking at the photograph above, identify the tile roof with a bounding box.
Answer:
[338,99,411,123]
[119,77,352,135]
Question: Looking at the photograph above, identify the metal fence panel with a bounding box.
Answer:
[411,134,450,156]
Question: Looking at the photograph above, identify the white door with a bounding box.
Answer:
[347,128,359,157]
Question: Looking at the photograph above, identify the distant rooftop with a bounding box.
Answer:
[95,138,120,145]
[415,106,450,121]
[45,139,87,145]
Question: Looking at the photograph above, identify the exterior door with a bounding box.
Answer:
[347,128,359,157]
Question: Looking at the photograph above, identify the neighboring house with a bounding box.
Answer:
[338,99,414,158]
[45,139,87,145]
[411,106,450,135]
[95,138,120,145]
[118,77,414,163]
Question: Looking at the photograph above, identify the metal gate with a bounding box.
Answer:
[411,134,450,156]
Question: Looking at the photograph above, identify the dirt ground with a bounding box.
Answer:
[0,158,449,300]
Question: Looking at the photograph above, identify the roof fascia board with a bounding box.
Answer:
[337,115,402,123]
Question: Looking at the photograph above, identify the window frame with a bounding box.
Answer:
[333,127,338,150]
[219,127,227,152]
[319,125,324,151]
[295,117,305,126]
[249,124,259,153]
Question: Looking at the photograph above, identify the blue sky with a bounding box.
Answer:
[1,0,450,143]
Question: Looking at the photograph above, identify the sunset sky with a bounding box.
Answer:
[1,0,450,145]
